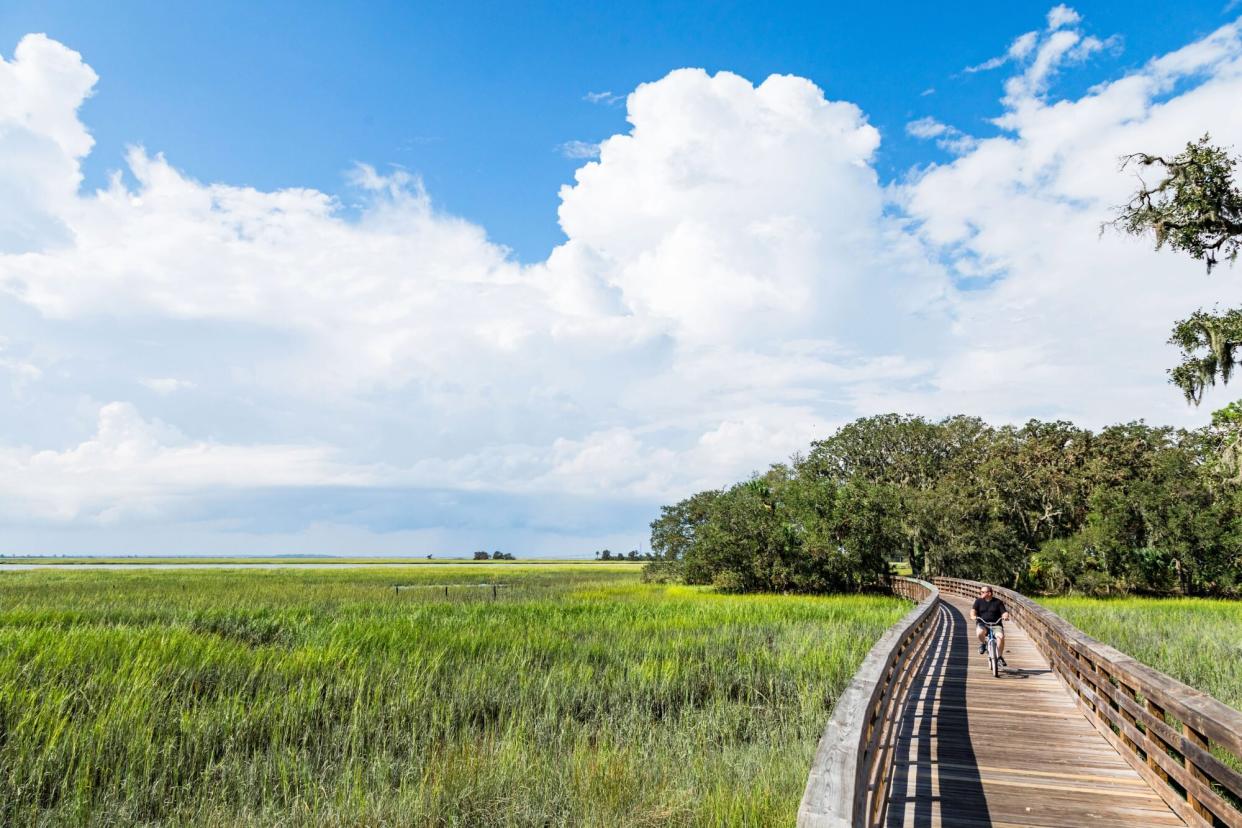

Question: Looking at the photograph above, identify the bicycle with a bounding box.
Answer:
[980,620,1005,677]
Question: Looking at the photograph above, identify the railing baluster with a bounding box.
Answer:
[1119,680,1139,754]
[1146,699,1172,786]
[1184,723,1213,822]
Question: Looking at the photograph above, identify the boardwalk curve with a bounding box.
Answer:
[800,577,1242,828]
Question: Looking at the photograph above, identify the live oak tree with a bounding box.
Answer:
[1115,137,1242,271]
[1166,308,1242,405]
[1111,135,1242,482]
[645,414,1242,596]
[1113,136,1242,405]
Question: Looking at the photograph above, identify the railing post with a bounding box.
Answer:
[1145,699,1171,786]
[1118,681,1139,754]
[1183,724,1213,822]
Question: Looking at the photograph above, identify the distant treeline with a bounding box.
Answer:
[595,549,657,561]
[473,550,516,560]
[643,415,1242,596]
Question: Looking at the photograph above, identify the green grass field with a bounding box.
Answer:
[1041,596,1242,712]
[0,565,904,827]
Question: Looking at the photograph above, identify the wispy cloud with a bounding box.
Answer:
[1046,4,1081,29]
[905,116,977,154]
[960,5,1122,117]
[584,90,623,106]
[140,377,195,394]
[557,139,601,159]
[965,30,1038,73]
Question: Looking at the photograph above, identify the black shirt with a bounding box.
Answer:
[972,596,1006,623]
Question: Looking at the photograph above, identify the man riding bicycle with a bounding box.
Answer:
[970,585,1011,667]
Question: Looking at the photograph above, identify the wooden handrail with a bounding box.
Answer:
[933,577,1242,828]
[798,577,940,827]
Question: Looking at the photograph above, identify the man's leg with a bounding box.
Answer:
[976,624,987,654]
[996,628,1006,658]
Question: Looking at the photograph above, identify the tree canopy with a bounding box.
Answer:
[1114,136,1242,272]
[1168,308,1242,405]
[644,414,1242,597]
[1113,136,1242,407]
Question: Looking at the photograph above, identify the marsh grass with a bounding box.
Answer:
[0,565,903,826]
[1042,595,1242,780]
[1040,596,1242,712]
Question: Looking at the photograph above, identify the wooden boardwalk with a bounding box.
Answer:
[883,595,1183,827]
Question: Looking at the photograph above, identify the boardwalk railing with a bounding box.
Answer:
[798,577,940,828]
[934,577,1242,828]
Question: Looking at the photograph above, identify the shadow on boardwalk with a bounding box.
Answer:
[886,601,989,828]
[880,594,1184,828]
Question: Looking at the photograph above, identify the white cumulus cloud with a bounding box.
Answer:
[896,16,1242,425]
[0,402,369,523]
[2,9,1242,553]
[0,41,944,544]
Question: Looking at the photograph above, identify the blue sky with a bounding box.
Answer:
[2,0,1233,261]
[2,2,1242,555]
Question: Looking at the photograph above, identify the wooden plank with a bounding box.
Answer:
[890,760,1156,786]
[930,577,1242,827]
[1082,665,1242,799]
[879,591,1186,828]
[802,576,1237,827]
